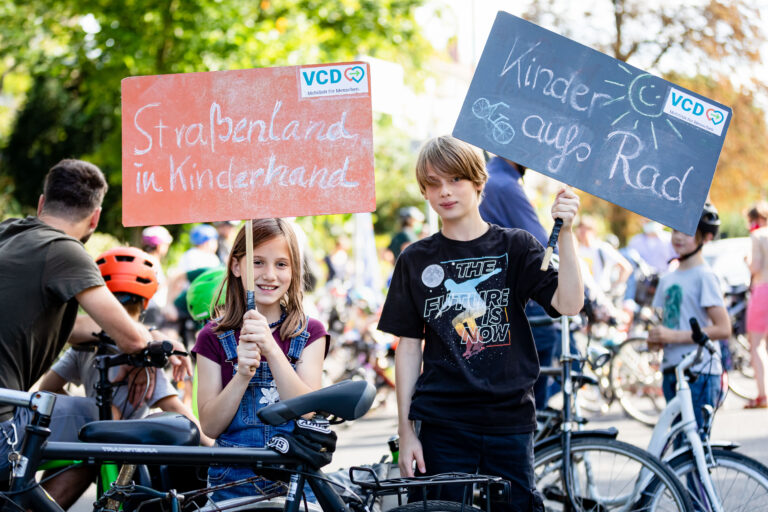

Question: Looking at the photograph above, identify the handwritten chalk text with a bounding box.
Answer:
[606,131,692,203]
[133,154,358,196]
[132,101,358,156]
[499,38,611,116]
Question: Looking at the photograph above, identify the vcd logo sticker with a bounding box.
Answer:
[300,63,369,99]
[663,88,728,137]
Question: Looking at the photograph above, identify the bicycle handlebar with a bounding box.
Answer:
[688,318,717,355]
[96,339,188,370]
[674,318,719,381]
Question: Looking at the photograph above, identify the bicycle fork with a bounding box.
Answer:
[686,433,723,512]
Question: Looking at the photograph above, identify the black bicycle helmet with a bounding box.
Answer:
[676,202,721,263]
[698,202,720,238]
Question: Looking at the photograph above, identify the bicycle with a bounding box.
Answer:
[21,337,204,510]
[548,317,768,510]
[324,308,396,413]
[1,380,507,512]
[643,318,768,510]
[531,317,694,511]
[470,98,516,144]
[609,333,665,426]
[531,312,617,418]
[720,283,755,401]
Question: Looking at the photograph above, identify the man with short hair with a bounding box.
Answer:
[0,159,190,507]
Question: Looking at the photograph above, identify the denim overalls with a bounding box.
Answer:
[207,325,315,503]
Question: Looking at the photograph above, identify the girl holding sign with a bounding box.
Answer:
[193,218,329,503]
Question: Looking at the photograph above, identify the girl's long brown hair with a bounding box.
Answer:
[213,218,306,339]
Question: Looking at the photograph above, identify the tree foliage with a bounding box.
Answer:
[524,0,767,241]
[0,0,430,239]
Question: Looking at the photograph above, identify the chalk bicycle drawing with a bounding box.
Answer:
[471,98,516,144]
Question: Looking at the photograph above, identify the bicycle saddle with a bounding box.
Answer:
[79,412,200,446]
[258,379,376,426]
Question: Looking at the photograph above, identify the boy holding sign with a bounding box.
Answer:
[378,135,583,511]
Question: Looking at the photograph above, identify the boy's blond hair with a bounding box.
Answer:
[415,136,487,198]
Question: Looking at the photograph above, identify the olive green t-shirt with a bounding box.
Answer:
[0,217,103,420]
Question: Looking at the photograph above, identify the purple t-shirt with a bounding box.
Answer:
[192,317,329,388]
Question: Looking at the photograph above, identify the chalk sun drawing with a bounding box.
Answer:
[603,64,683,151]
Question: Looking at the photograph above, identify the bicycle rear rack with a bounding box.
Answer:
[349,467,510,512]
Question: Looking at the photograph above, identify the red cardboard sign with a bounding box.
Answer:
[121,62,374,226]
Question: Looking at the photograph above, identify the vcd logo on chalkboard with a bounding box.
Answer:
[300,63,369,99]
[663,88,728,137]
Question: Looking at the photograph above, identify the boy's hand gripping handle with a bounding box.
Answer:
[540,218,563,271]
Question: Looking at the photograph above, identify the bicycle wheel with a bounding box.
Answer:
[196,496,323,512]
[471,97,492,119]
[667,448,768,511]
[534,436,693,511]
[727,333,757,400]
[389,500,485,512]
[492,121,515,144]
[610,337,665,426]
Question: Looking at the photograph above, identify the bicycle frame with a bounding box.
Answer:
[1,394,342,512]
[43,442,350,512]
[2,380,384,512]
[644,346,724,512]
[553,316,669,510]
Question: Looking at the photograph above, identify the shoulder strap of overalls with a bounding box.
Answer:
[285,318,312,364]
[216,318,312,366]
[216,328,239,363]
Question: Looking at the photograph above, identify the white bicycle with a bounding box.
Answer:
[645,318,768,511]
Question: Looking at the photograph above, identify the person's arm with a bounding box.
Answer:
[154,395,215,446]
[612,248,634,286]
[74,285,149,353]
[648,305,731,345]
[549,188,584,315]
[395,336,425,478]
[74,286,192,380]
[38,370,69,395]
[749,233,762,278]
[68,314,102,344]
[196,347,259,439]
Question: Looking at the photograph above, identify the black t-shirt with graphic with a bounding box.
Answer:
[378,224,560,434]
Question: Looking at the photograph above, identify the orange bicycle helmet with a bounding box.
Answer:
[96,247,159,308]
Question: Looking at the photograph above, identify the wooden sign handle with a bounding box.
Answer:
[244,220,258,372]
[540,218,563,271]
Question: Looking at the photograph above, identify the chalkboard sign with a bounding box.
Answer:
[453,12,731,235]
[122,62,374,227]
